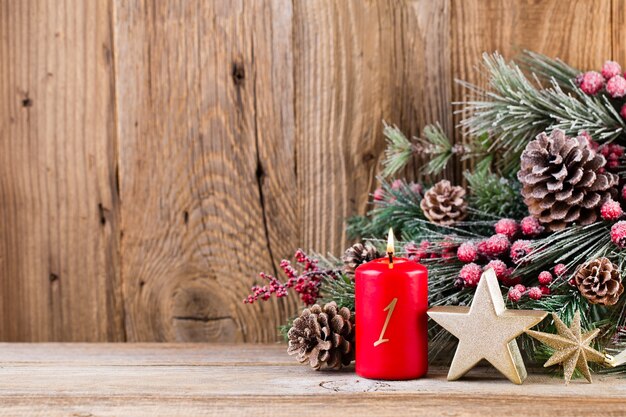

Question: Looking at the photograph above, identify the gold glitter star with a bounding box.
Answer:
[428,269,547,384]
[526,311,606,384]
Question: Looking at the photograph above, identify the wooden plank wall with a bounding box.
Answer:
[0,0,617,342]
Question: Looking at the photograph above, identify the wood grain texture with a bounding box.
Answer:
[114,0,299,343]
[1,344,626,416]
[0,0,624,342]
[451,0,613,174]
[0,0,125,341]
[612,0,626,65]
[294,0,452,255]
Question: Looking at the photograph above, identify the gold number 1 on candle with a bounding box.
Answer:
[374,298,398,347]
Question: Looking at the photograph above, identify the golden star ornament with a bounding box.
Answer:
[525,311,606,384]
[428,268,547,384]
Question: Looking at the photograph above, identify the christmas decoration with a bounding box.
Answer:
[520,216,544,237]
[554,263,567,276]
[517,129,618,231]
[244,249,340,305]
[526,312,605,383]
[420,180,467,226]
[611,221,626,248]
[601,60,622,80]
[457,242,477,263]
[606,75,626,98]
[342,242,381,275]
[287,302,355,370]
[510,239,532,264]
[494,218,519,239]
[245,50,626,382]
[485,259,510,281]
[578,71,604,95]
[600,199,623,221]
[483,234,510,257]
[538,271,553,285]
[355,230,428,380]
[428,269,547,384]
[574,257,624,306]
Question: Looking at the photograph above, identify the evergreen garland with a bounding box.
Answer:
[246,49,626,376]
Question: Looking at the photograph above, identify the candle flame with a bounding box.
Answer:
[387,228,395,269]
[387,228,395,255]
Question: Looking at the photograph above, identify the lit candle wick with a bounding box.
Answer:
[387,228,395,269]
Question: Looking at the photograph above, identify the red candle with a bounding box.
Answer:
[355,230,428,380]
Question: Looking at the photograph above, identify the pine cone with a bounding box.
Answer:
[287,302,355,370]
[420,180,467,226]
[518,129,618,231]
[575,257,624,306]
[342,243,381,274]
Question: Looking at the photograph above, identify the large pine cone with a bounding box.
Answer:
[342,243,381,275]
[574,257,624,306]
[420,180,467,226]
[518,129,618,231]
[287,302,355,370]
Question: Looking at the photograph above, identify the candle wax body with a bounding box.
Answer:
[355,257,428,380]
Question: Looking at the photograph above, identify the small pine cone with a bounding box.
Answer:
[287,302,355,370]
[518,129,618,231]
[342,243,381,274]
[574,257,624,306]
[420,180,467,226]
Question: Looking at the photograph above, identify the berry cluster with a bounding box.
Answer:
[244,249,339,305]
[583,132,626,227]
[507,264,566,303]
[450,217,549,289]
[576,60,626,119]
[405,239,455,262]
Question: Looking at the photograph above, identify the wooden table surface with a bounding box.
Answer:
[1,344,626,416]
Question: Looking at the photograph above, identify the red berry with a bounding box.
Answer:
[502,275,521,287]
[485,259,510,281]
[514,284,526,293]
[553,263,567,276]
[391,179,403,190]
[606,75,626,98]
[460,263,483,287]
[508,288,522,302]
[373,188,385,201]
[540,285,551,295]
[457,242,478,263]
[494,218,519,239]
[404,242,422,262]
[601,199,623,220]
[477,240,488,256]
[528,287,542,300]
[602,61,622,79]
[484,234,510,257]
[579,71,605,95]
[611,221,626,248]
[520,216,544,237]
[409,182,423,196]
[510,239,532,264]
[538,271,553,285]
